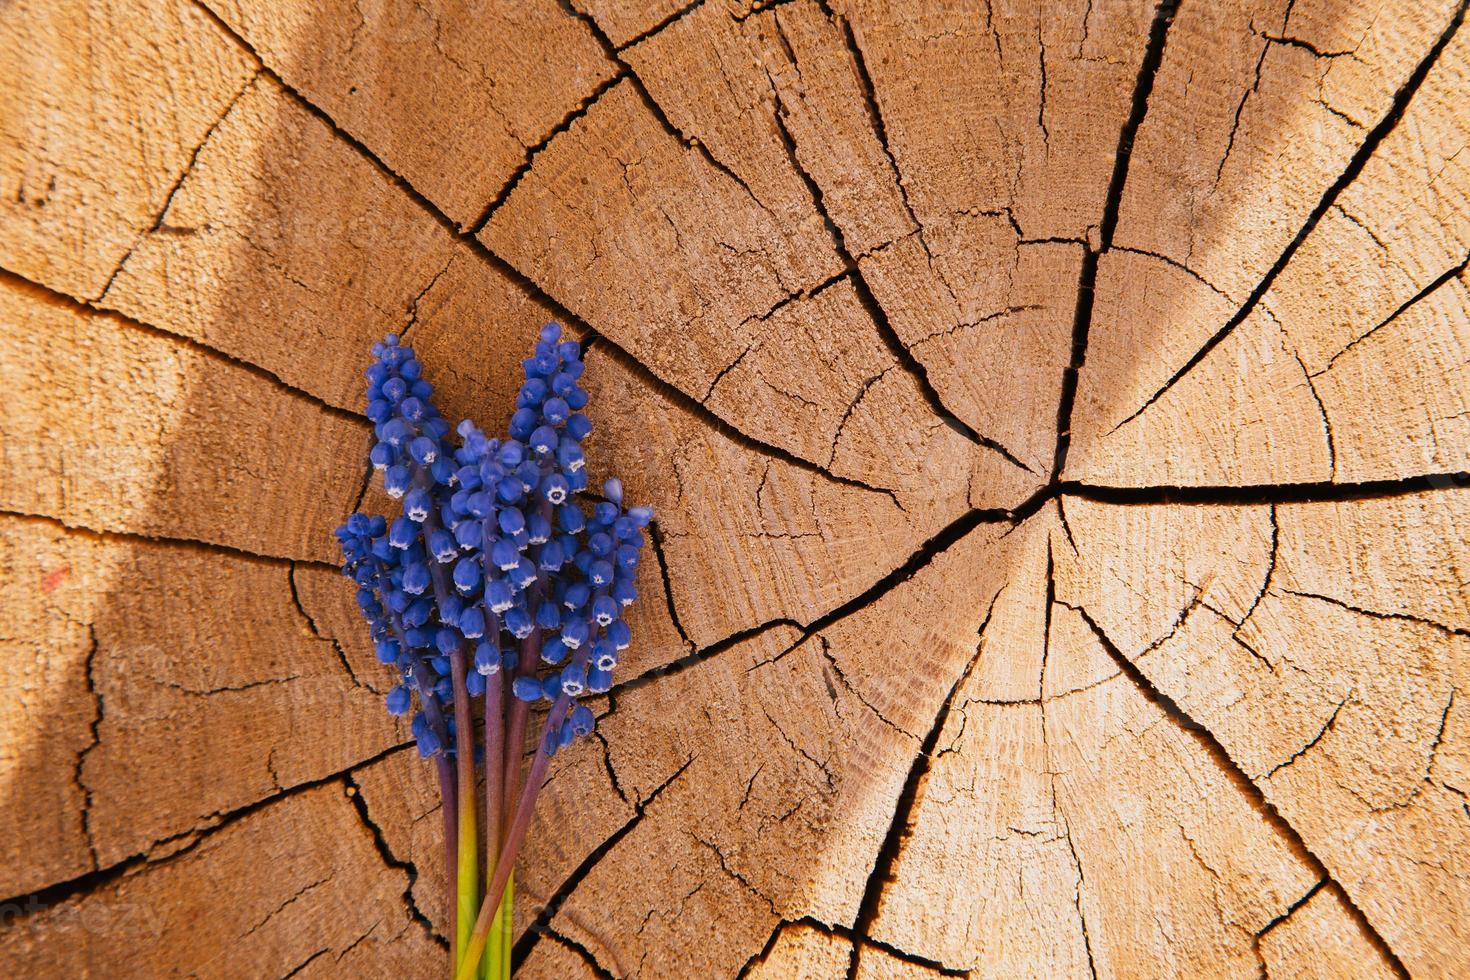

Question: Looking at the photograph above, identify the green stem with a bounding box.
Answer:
[481,881,497,980]
[455,696,571,980]
[503,877,514,977]
[483,668,505,980]
[497,876,513,979]
[483,874,512,980]
[449,647,479,972]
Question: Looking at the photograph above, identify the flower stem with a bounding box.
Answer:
[501,695,529,835]
[449,646,479,973]
[494,876,513,979]
[484,669,504,867]
[483,669,505,980]
[455,695,571,980]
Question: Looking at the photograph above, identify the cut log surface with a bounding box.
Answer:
[1,0,1466,976]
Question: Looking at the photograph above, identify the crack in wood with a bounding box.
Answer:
[0,741,414,917]
[1111,0,1470,434]
[1216,22,1270,188]
[1057,809,1099,979]
[843,593,997,978]
[762,14,1034,473]
[279,946,331,978]
[344,770,448,948]
[0,506,339,571]
[563,0,786,228]
[1113,244,1231,300]
[822,3,921,238]
[1261,694,1351,779]
[1313,250,1470,377]
[615,467,1470,699]
[397,255,454,341]
[73,625,101,872]
[240,874,331,940]
[1040,541,1056,697]
[512,758,693,970]
[828,367,890,468]
[1062,601,1413,976]
[1254,877,1327,941]
[1281,588,1470,639]
[1051,0,1180,483]
[610,0,707,52]
[1291,345,1337,479]
[544,926,617,979]
[466,69,630,237]
[287,563,363,687]
[1060,473,1470,506]
[3,266,363,424]
[817,636,910,738]
[94,69,263,304]
[646,521,697,656]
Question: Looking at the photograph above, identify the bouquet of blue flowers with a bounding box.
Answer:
[336,324,649,979]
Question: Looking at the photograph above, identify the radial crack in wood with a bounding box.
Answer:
[0,275,365,563]
[99,74,561,417]
[0,785,441,977]
[0,0,256,300]
[1053,491,1470,974]
[202,0,619,229]
[4,0,1468,974]
[1072,0,1470,484]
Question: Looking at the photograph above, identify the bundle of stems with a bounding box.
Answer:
[337,328,650,980]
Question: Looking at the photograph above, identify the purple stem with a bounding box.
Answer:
[502,491,556,829]
[454,694,572,980]
[501,626,540,832]
[484,667,504,854]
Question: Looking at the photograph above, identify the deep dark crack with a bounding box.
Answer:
[646,521,697,656]
[544,927,617,979]
[844,594,996,978]
[1050,0,1179,483]
[1262,695,1351,779]
[74,625,102,870]
[344,770,448,947]
[1064,601,1412,975]
[466,70,629,236]
[1,741,413,917]
[288,562,363,686]
[1283,588,1470,639]
[1314,251,1470,377]
[5,266,362,424]
[611,0,707,52]
[1112,0,1470,434]
[761,28,1032,471]
[512,758,693,969]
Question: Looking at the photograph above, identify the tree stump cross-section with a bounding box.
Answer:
[1,0,1467,977]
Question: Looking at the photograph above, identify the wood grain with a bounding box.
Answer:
[0,0,255,299]
[203,0,618,228]
[0,274,365,562]
[3,0,1467,975]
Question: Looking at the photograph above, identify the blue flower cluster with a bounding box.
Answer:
[336,326,649,757]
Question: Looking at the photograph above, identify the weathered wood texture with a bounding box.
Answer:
[2,0,1467,976]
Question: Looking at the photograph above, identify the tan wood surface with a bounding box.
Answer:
[2,0,1467,976]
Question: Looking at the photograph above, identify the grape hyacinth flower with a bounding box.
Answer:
[335,327,650,980]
